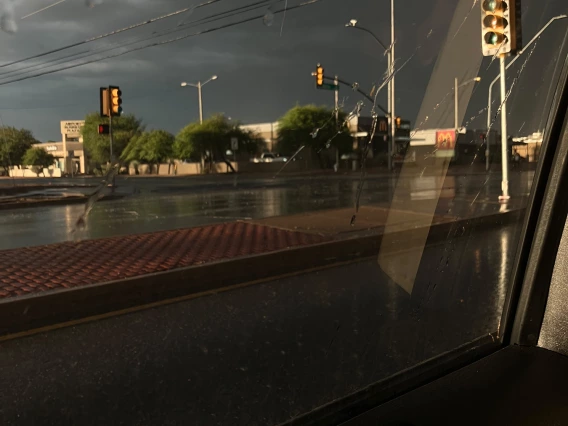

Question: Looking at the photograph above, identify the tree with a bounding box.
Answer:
[122,129,174,174]
[0,127,40,172]
[276,105,353,167]
[81,112,144,169]
[22,147,55,177]
[174,115,263,172]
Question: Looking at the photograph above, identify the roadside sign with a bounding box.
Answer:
[231,137,238,151]
[317,83,339,91]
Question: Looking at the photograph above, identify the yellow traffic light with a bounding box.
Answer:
[395,117,401,128]
[481,0,520,57]
[110,86,122,116]
[316,64,324,87]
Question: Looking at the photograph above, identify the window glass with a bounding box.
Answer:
[0,0,566,424]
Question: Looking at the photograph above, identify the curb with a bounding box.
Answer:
[0,208,525,337]
[0,194,125,211]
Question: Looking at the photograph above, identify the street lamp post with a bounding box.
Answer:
[346,18,394,170]
[181,75,218,124]
[181,75,218,171]
[454,77,481,130]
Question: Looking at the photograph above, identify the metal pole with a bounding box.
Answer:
[387,48,392,171]
[486,15,567,171]
[108,86,113,162]
[454,77,459,130]
[198,81,203,124]
[389,0,395,172]
[197,81,205,172]
[108,86,115,191]
[499,55,510,201]
[334,75,339,172]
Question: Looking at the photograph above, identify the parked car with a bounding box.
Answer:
[252,153,288,163]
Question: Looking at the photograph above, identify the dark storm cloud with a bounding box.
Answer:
[0,0,565,141]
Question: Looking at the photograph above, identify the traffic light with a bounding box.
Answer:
[98,124,109,135]
[395,117,401,128]
[315,64,324,88]
[480,0,521,57]
[109,86,122,116]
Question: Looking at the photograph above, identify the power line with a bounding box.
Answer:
[0,0,321,87]
[0,0,278,80]
[0,0,224,69]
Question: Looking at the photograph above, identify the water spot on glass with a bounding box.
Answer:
[86,0,103,8]
[263,5,275,27]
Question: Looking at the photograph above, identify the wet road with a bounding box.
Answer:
[0,220,519,425]
[0,171,533,250]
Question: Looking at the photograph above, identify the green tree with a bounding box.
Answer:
[122,129,174,174]
[276,105,353,166]
[0,127,40,172]
[174,115,263,172]
[81,112,144,169]
[22,147,55,177]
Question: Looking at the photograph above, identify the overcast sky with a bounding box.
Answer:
[0,0,565,141]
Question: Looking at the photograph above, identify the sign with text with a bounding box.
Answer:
[435,129,456,150]
[60,120,85,137]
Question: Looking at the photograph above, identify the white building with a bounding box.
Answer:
[34,120,86,175]
[240,122,279,152]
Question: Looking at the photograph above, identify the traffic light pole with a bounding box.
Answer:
[108,86,116,192]
[334,75,339,172]
[485,15,567,171]
[499,56,510,201]
[108,86,114,162]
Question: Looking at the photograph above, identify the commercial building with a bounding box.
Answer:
[240,122,279,152]
[33,120,86,175]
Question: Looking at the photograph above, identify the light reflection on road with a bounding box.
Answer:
[0,172,533,251]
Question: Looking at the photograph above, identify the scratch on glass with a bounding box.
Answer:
[450,0,479,42]
[272,145,305,178]
[73,163,119,232]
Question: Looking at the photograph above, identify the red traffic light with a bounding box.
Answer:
[98,124,109,134]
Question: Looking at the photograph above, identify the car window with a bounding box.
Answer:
[0,0,566,424]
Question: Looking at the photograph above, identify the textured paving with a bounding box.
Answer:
[0,222,329,299]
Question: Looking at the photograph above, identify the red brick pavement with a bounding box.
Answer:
[0,222,329,299]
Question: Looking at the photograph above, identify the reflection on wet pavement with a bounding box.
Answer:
[0,172,534,250]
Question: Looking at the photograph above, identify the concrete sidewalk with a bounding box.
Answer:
[250,196,526,237]
[251,206,455,236]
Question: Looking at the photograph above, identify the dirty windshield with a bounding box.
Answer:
[0,0,566,424]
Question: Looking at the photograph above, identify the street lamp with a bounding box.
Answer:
[346,15,395,171]
[180,75,218,124]
[454,76,481,131]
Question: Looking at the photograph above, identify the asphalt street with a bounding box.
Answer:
[0,170,534,250]
[0,220,520,425]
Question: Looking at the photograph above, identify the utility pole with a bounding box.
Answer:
[334,75,339,172]
[389,0,396,172]
[498,55,510,201]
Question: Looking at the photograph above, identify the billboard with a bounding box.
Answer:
[435,129,456,150]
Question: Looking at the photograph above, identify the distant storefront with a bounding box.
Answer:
[34,120,86,175]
